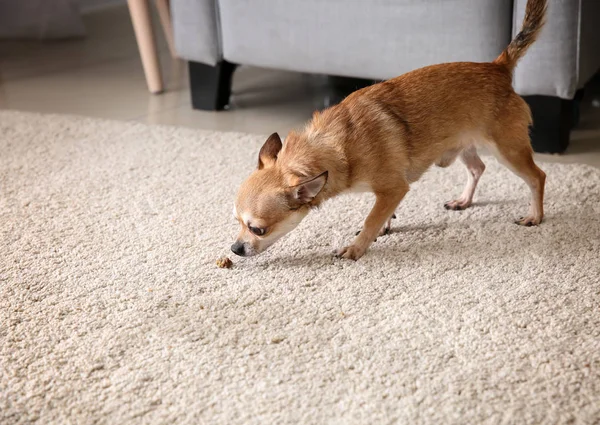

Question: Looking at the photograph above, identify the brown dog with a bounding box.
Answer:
[232,0,547,260]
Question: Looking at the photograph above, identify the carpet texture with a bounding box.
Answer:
[1,111,599,425]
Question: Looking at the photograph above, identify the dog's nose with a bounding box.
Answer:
[231,241,246,256]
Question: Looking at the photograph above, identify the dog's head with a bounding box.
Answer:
[231,133,327,257]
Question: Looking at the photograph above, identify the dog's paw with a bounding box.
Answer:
[514,216,542,226]
[335,244,366,261]
[357,214,396,238]
[379,226,391,237]
[356,227,390,239]
[444,199,470,211]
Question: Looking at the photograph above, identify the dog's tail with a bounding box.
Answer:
[494,0,547,72]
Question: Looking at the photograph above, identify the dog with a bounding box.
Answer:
[232,0,547,260]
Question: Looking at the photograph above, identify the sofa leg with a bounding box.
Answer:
[523,95,574,154]
[322,76,376,108]
[188,61,236,111]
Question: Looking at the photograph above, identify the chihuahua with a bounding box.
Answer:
[232,0,547,260]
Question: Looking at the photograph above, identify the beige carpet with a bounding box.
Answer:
[1,110,599,424]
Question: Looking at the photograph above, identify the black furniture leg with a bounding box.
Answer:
[322,76,377,108]
[188,61,236,111]
[524,95,575,154]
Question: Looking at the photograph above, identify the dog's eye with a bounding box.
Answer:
[249,226,266,236]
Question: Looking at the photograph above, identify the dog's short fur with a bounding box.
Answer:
[232,0,548,260]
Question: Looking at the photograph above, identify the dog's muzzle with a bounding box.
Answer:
[231,241,246,256]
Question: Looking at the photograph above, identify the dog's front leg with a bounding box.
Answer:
[337,185,408,260]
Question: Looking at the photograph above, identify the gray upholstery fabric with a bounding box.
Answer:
[172,0,599,100]
[172,0,220,65]
[578,0,600,88]
[218,0,512,80]
[512,0,581,99]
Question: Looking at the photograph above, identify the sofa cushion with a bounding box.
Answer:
[173,0,221,65]
[218,0,512,80]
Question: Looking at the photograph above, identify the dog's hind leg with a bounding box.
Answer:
[444,146,486,211]
[489,136,545,226]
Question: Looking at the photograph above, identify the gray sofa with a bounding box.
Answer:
[172,0,600,153]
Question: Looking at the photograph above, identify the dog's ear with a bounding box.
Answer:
[258,133,282,169]
[289,171,328,205]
